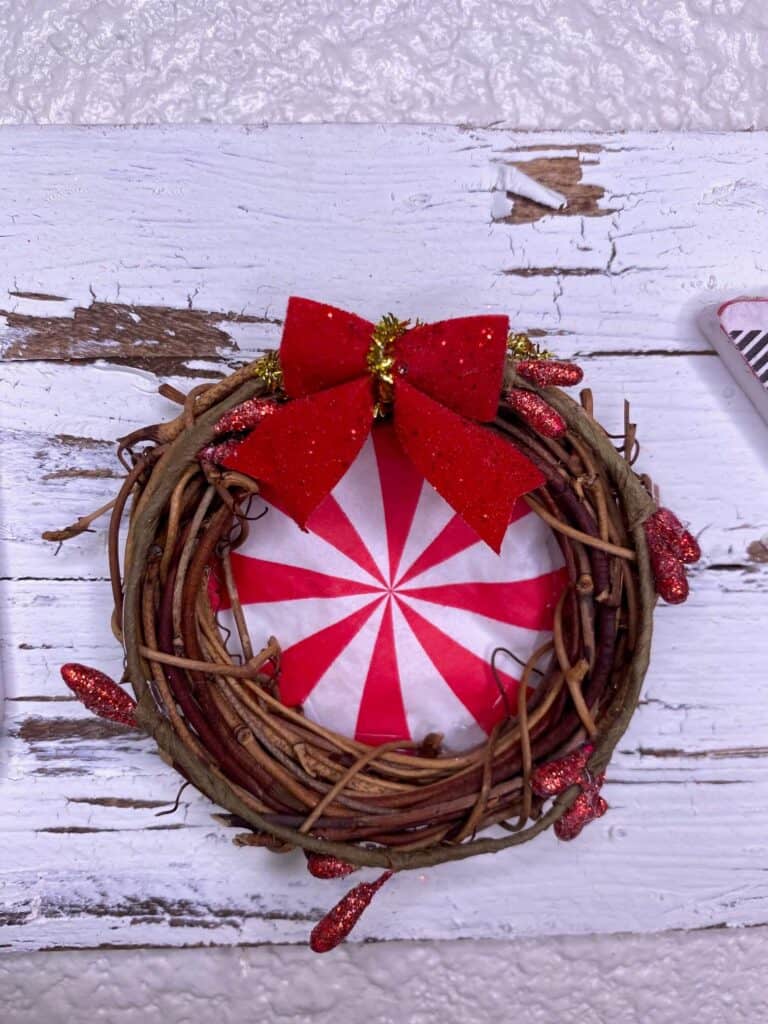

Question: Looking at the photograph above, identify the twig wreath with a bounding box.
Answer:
[48,297,700,951]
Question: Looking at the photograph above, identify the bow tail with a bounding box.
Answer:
[393,380,545,552]
[223,377,375,528]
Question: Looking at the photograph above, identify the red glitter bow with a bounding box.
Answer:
[223,297,545,551]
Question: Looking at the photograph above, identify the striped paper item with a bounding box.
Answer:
[700,297,768,425]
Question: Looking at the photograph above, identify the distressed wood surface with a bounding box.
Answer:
[1,126,767,952]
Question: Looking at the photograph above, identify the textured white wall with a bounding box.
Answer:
[2,2,768,1022]
[0,0,767,128]
[3,931,768,1024]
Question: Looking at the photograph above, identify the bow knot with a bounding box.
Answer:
[223,296,545,552]
[366,313,410,416]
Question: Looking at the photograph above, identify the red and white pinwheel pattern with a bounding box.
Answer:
[219,423,567,752]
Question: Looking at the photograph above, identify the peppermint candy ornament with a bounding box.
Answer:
[216,422,567,751]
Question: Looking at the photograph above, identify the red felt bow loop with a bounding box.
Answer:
[223,297,545,551]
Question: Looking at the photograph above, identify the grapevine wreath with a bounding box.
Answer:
[48,297,700,951]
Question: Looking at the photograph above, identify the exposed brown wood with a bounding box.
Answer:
[502,156,615,226]
[7,290,69,301]
[41,467,121,481]
[747,538,768,563]
[0,299,280,365]
[0,896,321,929]
[504,143,605,154]
[503,266,606,277]
[51,434,115,450]
[633,746,768,760]
[16,717,143,743]
[36,824,187,833]
[67,796,171,809]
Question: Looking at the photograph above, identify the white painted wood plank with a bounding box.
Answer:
[1,126,767,951]
[0,128,765,349]
[2,771,768,952]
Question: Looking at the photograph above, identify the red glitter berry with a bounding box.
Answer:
[644,516,670,565]
[306,853,359,880]
[554,777,608,841]
[213,397,277,436]
[198,436,245,464]
[61,663,138,728]
[651,512,704,569]
[504,389,567,438]
[652,506,685,540]
[310,871,393,953]
[200,398,278,462]
[648,547,689,605]
[516,360,584,388]
[530,742,595,797]
[677,530,701,565]
[651,507,701,564]
[530,748,608,842]
[644,511,693,604]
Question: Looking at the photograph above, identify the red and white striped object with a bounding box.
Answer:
[217,422,567,752]
[700,297,768,425]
